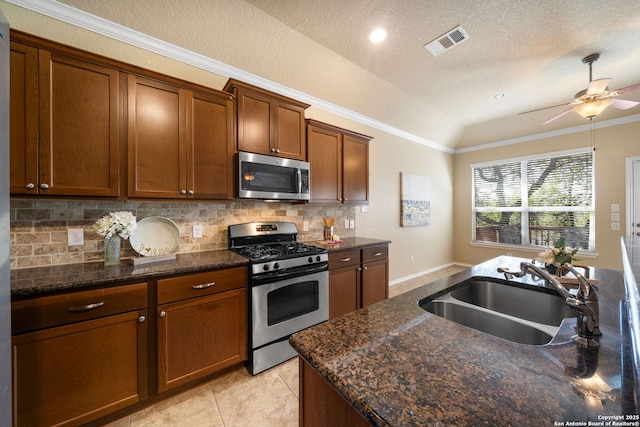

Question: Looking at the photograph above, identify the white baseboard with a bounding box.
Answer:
[389,262,471,286]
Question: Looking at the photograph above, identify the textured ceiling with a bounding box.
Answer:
[244,0,640,147]
[29,0,640,149]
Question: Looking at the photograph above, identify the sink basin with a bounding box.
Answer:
[449,278,576,326]
[422,299,554,345]
[419,278,577,346]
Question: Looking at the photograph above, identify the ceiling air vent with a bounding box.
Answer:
[424,26,470,56]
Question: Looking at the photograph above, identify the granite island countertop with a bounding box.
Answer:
[290,256,629,426]
[305,236,391,251]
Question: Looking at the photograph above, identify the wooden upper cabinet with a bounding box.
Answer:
[306,119,371,205]
[307,123,342,204]
[342,134,369,205]
[224,79,309,160]
[9,41,38,195]
[127,76,234,200]
[10,41,121,196]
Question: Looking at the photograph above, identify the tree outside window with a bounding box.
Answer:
[472,149,594,250]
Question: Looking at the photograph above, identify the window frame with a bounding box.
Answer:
[470,147,596,251]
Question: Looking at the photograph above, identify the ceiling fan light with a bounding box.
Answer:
[574,99,613,119]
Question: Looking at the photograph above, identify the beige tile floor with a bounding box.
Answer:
[106,264,467,427]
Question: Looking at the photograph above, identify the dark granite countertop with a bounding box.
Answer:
[10,250,248,299]
[305,236,391,251]
[290,256,628,426]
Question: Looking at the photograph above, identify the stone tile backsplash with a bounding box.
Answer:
[9,199,356,269]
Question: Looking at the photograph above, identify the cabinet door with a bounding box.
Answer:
[186,90,234,199]
[361,258,389,308]
[307,124,342,204]
[275,101,306,160]
[328,266,360,319]
[39,50,120,196]
[9,42,39,195]
[12,310,148,427]
[236,88,273,155]
[342,134,369,204]
[127,75,184,198]
[157,288,247,392]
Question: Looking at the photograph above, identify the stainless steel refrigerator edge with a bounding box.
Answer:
[0,10,12,425]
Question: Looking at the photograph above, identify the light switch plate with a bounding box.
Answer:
[611,222,620,231]
[611,212,620,221]
[349,219,355,229]
[193,224,203,238]
[611,203,620,213]
[345,219,350,229]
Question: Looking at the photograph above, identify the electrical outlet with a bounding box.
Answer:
[349,219,355,229]
[361,205,368,213]
[303,221,309,231]
[410,255,414,263]
[193,224,203,239]
[67,228,84,246]
[345,219,350,229]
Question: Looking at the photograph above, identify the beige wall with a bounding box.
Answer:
[453,121,640,270]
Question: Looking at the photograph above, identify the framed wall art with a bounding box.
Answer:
[400,172,431,227]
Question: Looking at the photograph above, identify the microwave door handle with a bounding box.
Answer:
[297,169,302,194]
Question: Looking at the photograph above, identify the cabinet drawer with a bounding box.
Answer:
[12,282,147,334]
[362,246,388,263]
[158,267,247,304]
[329,250,361,269]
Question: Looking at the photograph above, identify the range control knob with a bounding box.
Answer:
[308,256,313,263]
[263,264,270,271]
[316,255,321,261]
[273,262,280,270]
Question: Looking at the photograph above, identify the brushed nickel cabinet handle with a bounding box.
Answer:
[188,190,194,195]
[192,282,216,289]
[138,316,146,323]
[25,183,35,190]
[40,183,49,190]
[363,266,368,271]
[180,190,187,195]
[339,257,351,262]
[159,310,166,318]
[373,252,382,257]
[67,302,104,312]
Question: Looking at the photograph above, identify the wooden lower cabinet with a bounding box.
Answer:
[156,268,247,392]
[300,358,371,427]
[328,245,389,319]
[12,284,148,427]
[11,266,248,426]
[157,288,247,392]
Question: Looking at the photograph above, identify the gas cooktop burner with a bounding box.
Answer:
[234,242,325,261]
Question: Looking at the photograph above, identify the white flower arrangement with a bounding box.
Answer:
[536,237,580,266]
[95,211,137,240]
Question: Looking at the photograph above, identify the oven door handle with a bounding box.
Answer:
[251,263,328,286]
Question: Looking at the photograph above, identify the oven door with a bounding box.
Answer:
[251,270,328,349]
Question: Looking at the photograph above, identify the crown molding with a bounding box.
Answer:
[5,0,454,153]
[454,114,640,154]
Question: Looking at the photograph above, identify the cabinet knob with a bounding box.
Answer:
[138,315,146,323]
[271,148,276,152]
[159,310,166,318]
[276,149,280,153]
[357,267,362,271]
[363,266,368,271]
[40,183,49,190]
[188,190,194,195]
[344,198,348,202]
[180,190,187,195]
[25,183,35,190]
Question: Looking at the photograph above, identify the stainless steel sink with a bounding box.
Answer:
[423,299,555,345]
[419,278,577,346]
[449,278,576,326]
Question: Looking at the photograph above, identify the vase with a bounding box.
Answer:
[544,263,558,275]
[104,236,121,266]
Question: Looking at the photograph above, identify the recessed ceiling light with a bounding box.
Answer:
[493,93,506,99]
[369,28,387,43]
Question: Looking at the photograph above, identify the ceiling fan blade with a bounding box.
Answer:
[586,78,611,95]
[609,98,640,110]
[542,108,574,125]
[611,82,640,95]
[518,102,571,115]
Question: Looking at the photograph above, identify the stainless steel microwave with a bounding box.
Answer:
[237,152,310,201]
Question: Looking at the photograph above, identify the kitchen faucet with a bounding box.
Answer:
[497,262,600,348]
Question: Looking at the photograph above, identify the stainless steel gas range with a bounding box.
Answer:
[228,222,329,375]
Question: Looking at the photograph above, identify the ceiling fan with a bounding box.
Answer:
[521,53,640,124]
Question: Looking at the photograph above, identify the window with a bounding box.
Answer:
[472,149,594,250]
